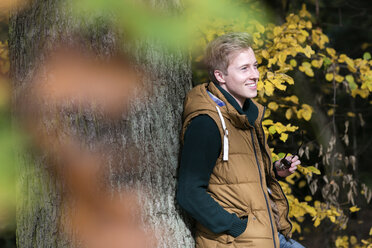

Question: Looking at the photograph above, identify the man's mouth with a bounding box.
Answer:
[245,82,257,87]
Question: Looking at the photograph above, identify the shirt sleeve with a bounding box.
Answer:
[176,115,247,237]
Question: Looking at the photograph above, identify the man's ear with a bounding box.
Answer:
[214,70,226,84]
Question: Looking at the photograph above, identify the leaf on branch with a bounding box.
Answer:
[349,206,360,212]
[335,74,344,83]
[290,59,297,67]
[325,73,333,81]
[280,133,288,142]
[268,102,279,111]
[283,95,299,104]
[285,108,293,120]
[363,52,371,60]
[346,75,357,90]
[297,165,320,176]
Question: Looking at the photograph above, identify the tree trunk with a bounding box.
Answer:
[9,0,194,247]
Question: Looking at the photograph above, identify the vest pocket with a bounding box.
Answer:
[196,225,235,246]
[234,211,273,241]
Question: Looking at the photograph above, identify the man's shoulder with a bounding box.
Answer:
[189,114,218,130]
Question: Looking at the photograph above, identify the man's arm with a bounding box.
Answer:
[176,115,247,237]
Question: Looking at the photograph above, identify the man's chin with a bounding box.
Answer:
[244,92,257,99]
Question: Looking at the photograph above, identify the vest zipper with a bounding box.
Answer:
[259,107,293,236]
[250,129,277,248]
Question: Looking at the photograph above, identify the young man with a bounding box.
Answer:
[177,33,304,248]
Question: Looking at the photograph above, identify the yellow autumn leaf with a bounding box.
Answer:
[369,227,372,235]
[311,59,323,68]
[328,215,336,223]
[262,119,274,125]
[345,57,355,68]
[271,78,287,90]
[255,22,265,33]
[280,133,288,142]
[361,239,370,245]
[313,217,321,227]
[303,45,315,58]
[290,59,297,67]
[288,23,297,29]
[304,195,312,202]
[285,173,296,185]
[268,125,276,134]
[352,88,369,98]
[284,95,299,104]
[273,26,282,36]
[262,50,269,59]
[274,123,286,134]
[326,73,333,81]
[266,71,275,80]
[298,180,306,188]
[338,54,348,63]
[307,166,321,175]
[300,104,313,121]
[335,236,349,248]
[280,74,294,85]
[347,112,356,117]
[299,4,311,18]
[349,206,360,212]
[335,74,344,83]
[268,102,279,111]
[326,47,336,58]
[297,165,320,176]
[296,109,304,119]
[264,81,275,96]
[285,108,293,120]
[327,108,334,116]
[268,56,278,67]
[299,62,314,77]
[278,53,287,65]
[350,236,357,245]
[292,221,302,234]
[257,80,264,91]
[285,123,298,132]
[297,34,306,43]
[264,109,271,118]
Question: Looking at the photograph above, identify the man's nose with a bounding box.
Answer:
[250,68,259,80]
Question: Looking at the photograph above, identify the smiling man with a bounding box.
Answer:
[177,33,304,248]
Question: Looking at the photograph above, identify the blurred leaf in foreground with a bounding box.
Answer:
[71,0,268,50]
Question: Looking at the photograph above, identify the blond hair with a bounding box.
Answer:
[204,32,253,83]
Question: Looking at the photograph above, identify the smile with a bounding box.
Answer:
[245,82,257,87]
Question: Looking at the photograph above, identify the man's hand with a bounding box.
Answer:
[274,155,301,178]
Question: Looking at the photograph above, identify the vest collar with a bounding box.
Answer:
[207,82,265,130]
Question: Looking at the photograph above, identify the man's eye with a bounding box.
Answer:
[241,67,247,70]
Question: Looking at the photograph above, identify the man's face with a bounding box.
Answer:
[214,48,259,107]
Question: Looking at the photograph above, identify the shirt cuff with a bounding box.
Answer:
[226,216,248,238]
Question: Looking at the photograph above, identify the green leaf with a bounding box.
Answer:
[323,57,332,66]
[278,152,286,159]
[268,125,276,134]
[363,52,371,60]
[346,75,357,90]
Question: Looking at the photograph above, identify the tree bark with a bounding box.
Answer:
[9,0,194,247]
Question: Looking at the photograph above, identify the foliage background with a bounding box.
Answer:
[0,0,371,247]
